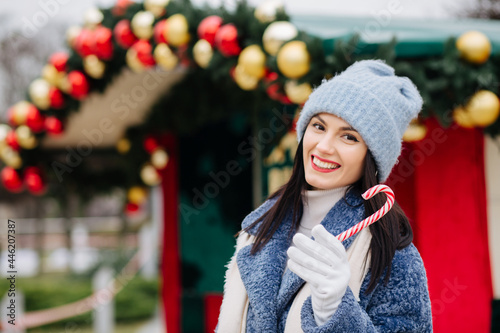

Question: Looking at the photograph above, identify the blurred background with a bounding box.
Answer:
[0,0,499,332]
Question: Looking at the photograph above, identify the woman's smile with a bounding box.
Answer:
[311,155,341,173]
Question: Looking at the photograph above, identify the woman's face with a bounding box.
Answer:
[302,113,368,190]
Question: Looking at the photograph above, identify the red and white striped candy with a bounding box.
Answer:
[336,184,395,242]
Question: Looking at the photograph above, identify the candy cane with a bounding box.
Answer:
[336,184,395,242]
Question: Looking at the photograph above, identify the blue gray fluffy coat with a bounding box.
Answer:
[234,189,433,332]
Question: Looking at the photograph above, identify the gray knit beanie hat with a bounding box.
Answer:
[295,59,423,183]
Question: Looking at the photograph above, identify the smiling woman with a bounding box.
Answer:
[216,60,433,332]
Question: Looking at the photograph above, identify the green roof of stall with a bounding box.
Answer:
[291,15,500,57]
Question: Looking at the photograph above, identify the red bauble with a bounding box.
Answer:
[67,71,89,100]
[1,167,23,193]
[74,29,95,57]
[132,40,156,67]
[198,15,223,46]
[113,0,133,16]
[143,136,159,153]
[154,19,168,44]
[50,52,69,72]
[49,87,65,109]
[114,19,138,49]
[6,130,19,151]
[125,202,140,214]
[214,24,241,57]
[24,167,46,195]
[264,71,279,83]
[25,107,45,133]
[45,116,64,135]
[94,26,114,60]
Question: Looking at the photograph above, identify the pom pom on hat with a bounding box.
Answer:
[295,59,423,182]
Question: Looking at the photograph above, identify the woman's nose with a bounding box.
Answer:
[316,136,335,155]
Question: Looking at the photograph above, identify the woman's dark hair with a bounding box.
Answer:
[244,137,413,294]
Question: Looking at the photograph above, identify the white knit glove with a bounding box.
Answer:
[287,224,351,326]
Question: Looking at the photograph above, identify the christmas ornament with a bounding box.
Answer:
[193,39,213,68]
[215,24,241,57]
[465,90,500,127]
[1,167,23,192]
[74,28,95,57]
[452,106,475,128]
[6,130,19,151]
[402,120,427,142]
[154,19,168,44]
[49,52,69,72]
[63,71,90,100]
[113,0,134,16]
[254,0,284,23]
[83,55,106,79]
[83,7,104,29]
[197,15,223,46]
[144,0,169,18]
[284,80,312,104]
[45,116,64,135]
[164,14,191,47]
[24,166,46,195]
[15,125,38,149]
[66,26,82,48]
[114,19,138,49]
[25,106,45,132]
[42,64,65,87]
[143,136,159,153]
[116,138,131,154]
[94,26,114,60]
[262,21,298,56]
[125,202,140,214]
[154,43,179,71]
[131,11,155,40]
[1,147,22,169]
[456,31,492,65]
[140,163,162,186]
[127,40,156,72]
[233,65,259,91]
[151,148,169,169]
[7,101,35,126]
[49,87,64,109]
[277,41,310,79]
[29,79,51,110]
[238,45,266,79]
[127,186,148,204]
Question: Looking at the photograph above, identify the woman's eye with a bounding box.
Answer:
[343,134,359,142]
[312,123,324,130]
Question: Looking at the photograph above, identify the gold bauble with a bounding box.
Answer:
[1,147,22,169]
[238,45,266,79]
[83,55,106,79]
[151,148,169,169]
[127,186,148,204]
[29,79,51,110]
[254,0,284,23]
[466,90,500,127]
[154,43,179,71]
[165,14,190,47]
[456,31,492,65]
[116,138,131,154]
[403,121,427,142]
[452,106,475,128]
[284,80,312,104]
[131,11,155,40]
[144,0,169,17]
[15,125,38,149]
[140,163,162,186]
[66,26,82,47]
[233,65,259,91]
[277,41,310,79]
[262,21,298,56]
[193,39,213,69]
[10,101,31,125]
[83,7,104,29]
[42,64,65,87]
[126,48,146,73]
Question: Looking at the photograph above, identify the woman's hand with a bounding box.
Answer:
[287,224,351,326]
